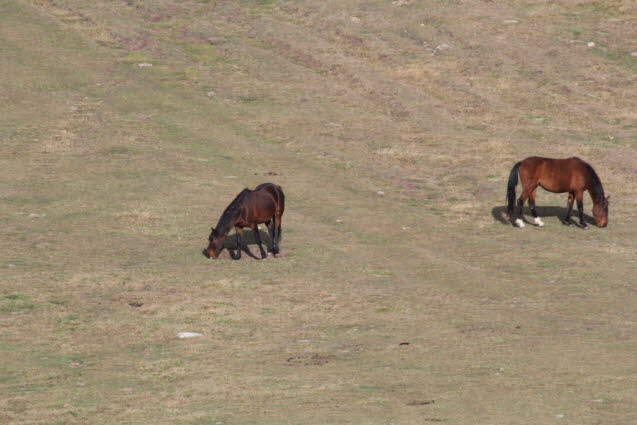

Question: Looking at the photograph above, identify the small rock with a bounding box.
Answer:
[503,19,519,24]
[177,332,203,339]
[206,91,216,97]
[350,16,361,24]
[137,63,153,68]
[377,190,385,195]
[407,399,434,406]
[432,43,451,55]
[226,176,237,179]
[556,414,564,419]
[587,42,595,48]
[29,213,46,218]
[630,52,637,57]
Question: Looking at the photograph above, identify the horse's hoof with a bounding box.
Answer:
[514,219,525,228]
[534,217,544,227]
[581,224,589,229]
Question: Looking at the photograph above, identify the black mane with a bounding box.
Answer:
[586,163,605,203]
[215,188,251,236]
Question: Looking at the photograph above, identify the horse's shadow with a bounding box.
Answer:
[202,229,273,260]
[491,205,595,227]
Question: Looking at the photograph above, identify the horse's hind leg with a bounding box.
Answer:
[515,188,531,228]
[265,219,275,255]
[528,187,544,226]
[273,213,282,255]
[575,191,588,229]
[251,223,267,259]
[564,192,575,225]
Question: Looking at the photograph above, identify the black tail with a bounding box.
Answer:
[506,161,522,216]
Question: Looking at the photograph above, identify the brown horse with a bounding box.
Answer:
[506,157,609,228]
[205,183,285,260]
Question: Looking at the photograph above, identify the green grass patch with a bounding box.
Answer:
[1,294,35,313]
[179,42,225,65]
[592,48,637,72]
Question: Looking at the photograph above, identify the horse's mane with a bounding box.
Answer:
[215,188,250,235]
[585,163,605,202]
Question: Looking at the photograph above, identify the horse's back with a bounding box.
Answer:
[521,156,588,172]
[520,156,590,192]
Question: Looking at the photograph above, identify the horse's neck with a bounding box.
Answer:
[217,210,239,237]
[588,178,605,204]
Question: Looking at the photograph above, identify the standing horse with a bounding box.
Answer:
[205,183,285,259]
[506,157,609,228]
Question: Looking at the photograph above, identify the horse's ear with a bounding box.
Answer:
[211,227,218,236]
[606,195,610,203]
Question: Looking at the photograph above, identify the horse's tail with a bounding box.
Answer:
[506,161,522,216]
[276,185,285,215]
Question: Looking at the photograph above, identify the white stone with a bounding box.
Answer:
[137,63,153,67]
[177,332,203,339]
[587,42,595,47]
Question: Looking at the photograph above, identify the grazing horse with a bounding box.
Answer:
[205,183,284,260]
[506,157,609,228]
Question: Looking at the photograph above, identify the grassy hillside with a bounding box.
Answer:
[1,1,636,424]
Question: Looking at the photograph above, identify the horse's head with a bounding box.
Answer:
[205,227,225,259]
[592,196,610,227]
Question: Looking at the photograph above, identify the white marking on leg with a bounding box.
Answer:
[534,217,544,227]
[515,218,525,228]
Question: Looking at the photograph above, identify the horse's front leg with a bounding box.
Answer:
[251,223,267,259]
[564,192,575,225]
[576,192,588,229]
[233,227,244,259]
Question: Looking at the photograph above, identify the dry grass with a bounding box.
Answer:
[1,0,636,424]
